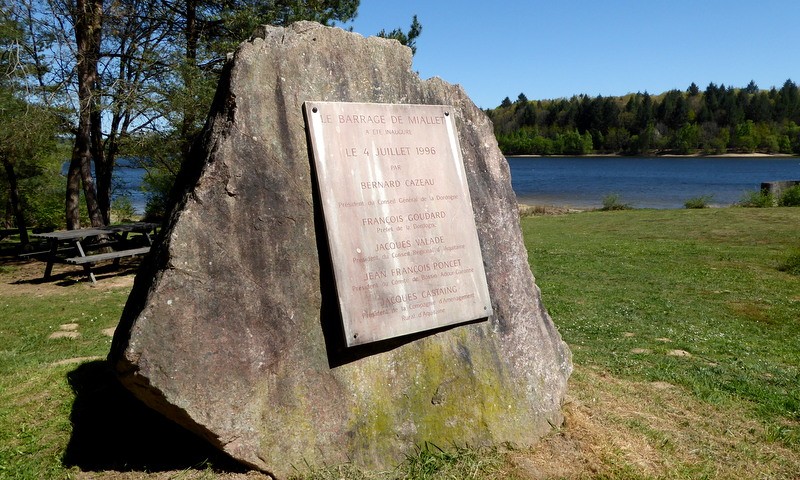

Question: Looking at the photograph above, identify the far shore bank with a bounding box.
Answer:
[517,203,589,215]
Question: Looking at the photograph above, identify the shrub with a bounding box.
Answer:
[778,250,800,276]
[778,185,800,207]
[20,168,67,230]
[142,167,175,222]
[112,196,137,222]
[601,193,633,211]
[739,190,774,208]
[684,194,713,209]
[23,186,65,229]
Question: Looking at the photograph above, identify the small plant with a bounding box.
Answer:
[764,421,799,445]
[739,189,774,208]
[289,461,371,480]
[112,195,137,222]
[778,250,800,276]
[778,184,800,207]
[684,194,713,209]
[400,442,505,480]
[600,193,632,211]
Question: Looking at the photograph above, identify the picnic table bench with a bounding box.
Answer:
[30,222,159,284]
[66,247,152,265]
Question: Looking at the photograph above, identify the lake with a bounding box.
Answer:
[108,156,800,213]
[63,158,149,214]
[115,161,148,213]
[507,156,800,209]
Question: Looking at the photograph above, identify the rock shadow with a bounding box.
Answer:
[62,360,246,474]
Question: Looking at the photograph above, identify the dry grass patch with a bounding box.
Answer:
[518,204,584,217]
[727,300,774,324]
[515,367,800,479]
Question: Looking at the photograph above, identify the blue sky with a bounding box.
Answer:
[343,1,800,108]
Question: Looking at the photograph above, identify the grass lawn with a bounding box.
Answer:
[0,207,798,479]
[520,207,800,479]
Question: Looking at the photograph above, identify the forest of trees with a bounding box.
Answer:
[0,0,420,246]
[489,80,800,156]
[3,0,798,244]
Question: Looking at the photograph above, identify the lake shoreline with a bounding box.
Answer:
[518,203,589,215]
[507,156,800,210]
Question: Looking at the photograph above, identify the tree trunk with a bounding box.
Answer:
[80,147,104,228]
[67,123,104,229]
[65,147,82,230]
[68,0,105,229]
[1,158,30,247]
[94,107,111,225]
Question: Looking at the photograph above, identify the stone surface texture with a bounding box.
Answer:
[110,21,572,478]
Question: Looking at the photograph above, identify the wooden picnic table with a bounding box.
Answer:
[30,222,159,284]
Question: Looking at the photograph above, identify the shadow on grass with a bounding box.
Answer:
[63,360,247,474]
[10,260,142,286]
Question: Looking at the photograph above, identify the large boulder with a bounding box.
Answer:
[109,21,572,478]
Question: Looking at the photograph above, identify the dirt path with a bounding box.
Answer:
[0,255,137,296]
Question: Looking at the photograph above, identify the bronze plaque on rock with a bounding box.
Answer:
[305,102,492,346]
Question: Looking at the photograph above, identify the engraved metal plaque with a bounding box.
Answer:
[305,102,492,346]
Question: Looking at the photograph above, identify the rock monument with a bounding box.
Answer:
[109,21,572,478]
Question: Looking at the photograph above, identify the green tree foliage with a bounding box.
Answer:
[489,79,800,156]
[124,0,366,220]
[0,4,64,245]
[135,1,422,219]
[377,14,422,54]
[13,0,425,226]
